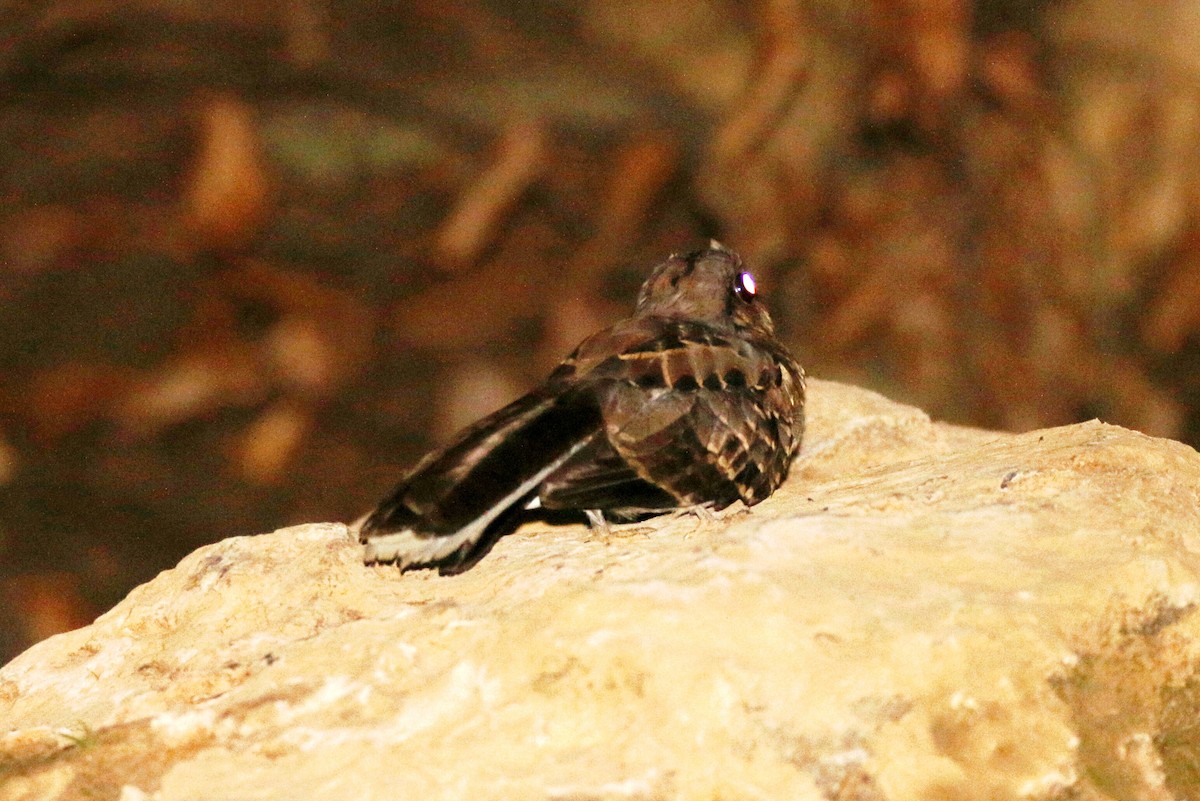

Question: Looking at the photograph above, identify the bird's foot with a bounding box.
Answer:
[584,509,611,536]
[659,503,719,527]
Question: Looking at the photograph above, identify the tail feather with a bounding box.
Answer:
[361,387,602,569]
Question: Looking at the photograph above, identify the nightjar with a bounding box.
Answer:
[360,243,805,572]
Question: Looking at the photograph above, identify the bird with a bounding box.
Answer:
[360,243,806,573]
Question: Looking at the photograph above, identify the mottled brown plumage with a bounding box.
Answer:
[361,244,805,572]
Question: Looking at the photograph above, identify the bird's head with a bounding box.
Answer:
[635,242,776,337]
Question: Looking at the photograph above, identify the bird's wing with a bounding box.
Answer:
[539,319,804,514]
[360,383,604,570]
[534,436,678,514]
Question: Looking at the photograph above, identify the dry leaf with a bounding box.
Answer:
[181,93,273,254]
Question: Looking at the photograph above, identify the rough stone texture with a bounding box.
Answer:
[4,379,1200,801]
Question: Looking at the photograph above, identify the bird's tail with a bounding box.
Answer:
[360,386,602,571]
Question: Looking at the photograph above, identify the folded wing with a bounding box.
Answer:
[540,319,804,515]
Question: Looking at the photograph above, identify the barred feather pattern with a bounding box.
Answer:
[360,245,805,572]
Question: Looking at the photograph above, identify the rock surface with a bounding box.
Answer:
[4,379,1200,801]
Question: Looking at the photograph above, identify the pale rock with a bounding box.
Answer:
[3,380,1200,800]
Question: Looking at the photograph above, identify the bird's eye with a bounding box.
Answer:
[734,271,757,303]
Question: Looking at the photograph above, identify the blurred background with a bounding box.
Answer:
[3,0,1200,661]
